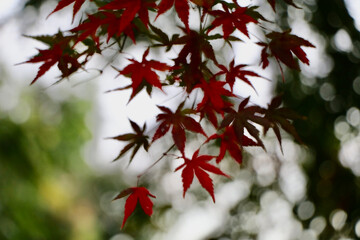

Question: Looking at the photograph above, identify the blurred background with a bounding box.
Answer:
[0,0,360,239]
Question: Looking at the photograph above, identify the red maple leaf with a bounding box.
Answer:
[174,29,217,67]
[156,0,190,30]
[263,95,304,150]
[207,3,257,39]
[206,126,258,164]
[196,98,233,128]
[220,97,269,149]
[21,33,82,84]
[113,187,156,229]
[100,0,156,31]
[71,12,105,46]
[71,11,136,46]
[25,45,63,84]
[258,30,315,72]
[217,60,262,91]
[47,0,86,22]
[152,102,207,153]
[195,77,235,111]
[170,62,203,93]
[175,149,230,202]
[117,49,171,100]
[171,30,217,92]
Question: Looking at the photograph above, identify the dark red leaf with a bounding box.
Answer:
[174,29,218,67]
[207,4,257,39]
[100,0,156,30]
[153,104,206,153]
[217,60,262,91]
[25,45,63,84]
[71,11,137,46]
[263,95,304,149]
[189,0,215,8]
[220,97,268,149]
[171,124,186,154]
[206,126,258,164]
[108,119,149,162]
[258,30,315,72]
[156,0,190,30]
[21,33,82,84]
[267,0,300,11]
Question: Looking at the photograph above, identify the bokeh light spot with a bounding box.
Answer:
[319,82,335,101]
[355,220,360,237]
[330,209,347,230]
[353,77,360,95]
[346,107,360,126]
[334,120,350,140]
[310,216,326,235]
[333,29,353,52]
[297,201,315,220]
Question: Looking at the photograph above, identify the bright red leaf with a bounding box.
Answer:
[116,49,171,100]
[152,102,206,153]
[113,187,156,229]
[195,77,235,111]
[175,149,230,202]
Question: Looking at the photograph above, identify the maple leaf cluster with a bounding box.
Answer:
[24,0,314,228]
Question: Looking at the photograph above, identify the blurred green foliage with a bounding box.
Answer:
[0,91,99,239]
[0,85,155,239]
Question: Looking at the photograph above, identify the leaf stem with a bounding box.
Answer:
[198,6,203,32]
[119,35,128,53]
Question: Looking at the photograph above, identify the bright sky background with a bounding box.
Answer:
[0,0,21,23]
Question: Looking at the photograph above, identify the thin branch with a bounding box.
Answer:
[136,144,175,186]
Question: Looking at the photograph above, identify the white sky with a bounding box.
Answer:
[0,0,21,23]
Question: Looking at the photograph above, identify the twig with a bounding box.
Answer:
[136,144,175,186]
